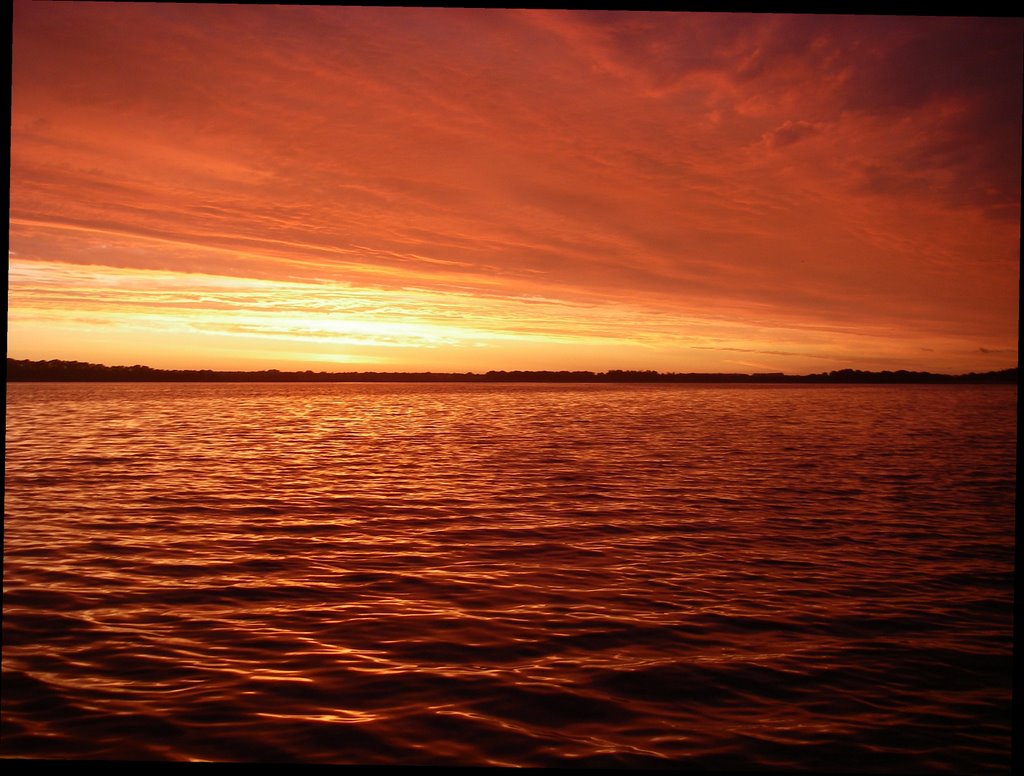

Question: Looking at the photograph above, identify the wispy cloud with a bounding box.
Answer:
[9,5,1020,373]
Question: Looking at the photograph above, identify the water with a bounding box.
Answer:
[2,382,1015,769]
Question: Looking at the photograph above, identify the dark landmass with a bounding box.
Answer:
[5,358,1018,384]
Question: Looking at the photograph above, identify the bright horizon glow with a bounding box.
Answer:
[9,5,1021,374]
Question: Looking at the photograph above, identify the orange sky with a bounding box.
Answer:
[9,4,1021,374]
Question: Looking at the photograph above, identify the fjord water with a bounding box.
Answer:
[3,382,1015,769]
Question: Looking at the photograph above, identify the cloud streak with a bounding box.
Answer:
[9,5,1020,373]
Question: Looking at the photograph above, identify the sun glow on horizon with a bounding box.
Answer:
[8,258,1016,375]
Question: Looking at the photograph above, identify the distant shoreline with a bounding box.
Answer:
[5,359,1017,384]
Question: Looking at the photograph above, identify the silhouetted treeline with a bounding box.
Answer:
[5,358,1018,384]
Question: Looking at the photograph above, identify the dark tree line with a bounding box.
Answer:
[5,358,1017,384]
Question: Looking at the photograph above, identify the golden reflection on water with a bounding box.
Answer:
[2,382,1015,769]
[256,711,380,723]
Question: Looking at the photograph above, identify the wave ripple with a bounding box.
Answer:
[3,382,1015,770]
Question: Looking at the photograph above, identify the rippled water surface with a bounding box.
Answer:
[3,382,1015,769]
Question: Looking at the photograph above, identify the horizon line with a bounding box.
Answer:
[6,357,1018,383]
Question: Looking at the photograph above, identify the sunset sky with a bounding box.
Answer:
[9,4,1021,374]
